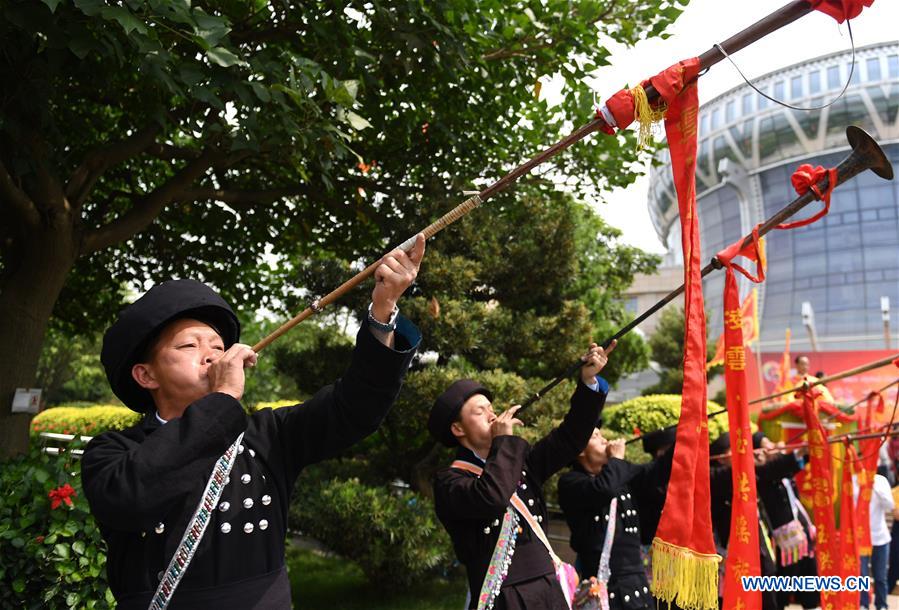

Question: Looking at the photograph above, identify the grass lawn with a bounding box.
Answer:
[287,546,467,610]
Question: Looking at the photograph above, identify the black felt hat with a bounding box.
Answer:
[641,427,677,455]
[101,279,240,413]
[709,431,731,457]
[428,379,493,447]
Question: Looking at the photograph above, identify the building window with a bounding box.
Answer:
[742,93,753,114]
[725,100,736,123]
[700,113,709,136]
[809,70,821,94]
[889,55,899,78]
[711,107,721,130]
[827,64,841,89]
[790,75,803,99]
[867,57,882,81]
[758,85,769,109]
[848,61,860,84]
[774,80,785,100]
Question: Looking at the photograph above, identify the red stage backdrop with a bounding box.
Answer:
[747,349,898,410]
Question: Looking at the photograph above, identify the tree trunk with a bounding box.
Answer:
[0,226,77,459]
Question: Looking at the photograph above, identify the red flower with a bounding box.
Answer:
[48,483,76,510]
[35,535,45,544]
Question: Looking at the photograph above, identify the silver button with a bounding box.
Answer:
[157,570,163,581]
[483,527,491,534]
[522,470,527,477]
[261,494,271,506]
[635,590,641,597]
[643,586,648,593]
[243,498,254,509]
[609,592,615,599]
[604,514,609,521]
[521,484,527,490]
[225,476,230,485]
[219,501,230,512]
[154,523,165,534]
[627,493,632,499]
[527,499,534,506]
[624,595,630,602]
[141,532,146,538]
[595,515,600,522]
[620,494,626,500]
[537,515,543,523]
[493,519,500,526]
[238,444,245,454]
[243,522,254,534]
[259,519,269,530]
[221,522,231,534]
[241,474,251,484]
[249,448,256,458]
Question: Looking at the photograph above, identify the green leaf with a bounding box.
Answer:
[41,0,63,13]
[250,82,271,103]
[73,0,104,17]
[34,468,49,484]
[54,543,70,559]
[100,6,147,35]
[206,47,247,68]
[72,540,86,555]
[12,578,25,593]
[346,111,372,131]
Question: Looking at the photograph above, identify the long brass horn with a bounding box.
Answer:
[519,126,894,412]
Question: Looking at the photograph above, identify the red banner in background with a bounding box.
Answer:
[745,349,899,411]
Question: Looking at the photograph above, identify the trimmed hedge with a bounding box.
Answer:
[290,477,454,586]
[31,400,304,438]
[602,394,729,442]
[30,406,140,438]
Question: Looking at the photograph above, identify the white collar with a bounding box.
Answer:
[155,411,168,425]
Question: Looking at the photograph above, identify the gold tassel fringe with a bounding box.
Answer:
[631,85,667,150]
[651,537,721,610]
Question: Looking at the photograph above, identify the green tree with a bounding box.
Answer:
[0,0,685,457]
[642,305,720,395]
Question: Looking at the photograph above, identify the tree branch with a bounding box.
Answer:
[66,125,162,210]
[179,185,312,207]
[0,159,40,227]
[81,151,218,255]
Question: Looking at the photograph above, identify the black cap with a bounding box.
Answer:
[101,279,240,413]
[641,427,676,455]
[428,379,493,447]
[709,431,731,457]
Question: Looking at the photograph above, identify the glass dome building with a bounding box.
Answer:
[648,41,899,351]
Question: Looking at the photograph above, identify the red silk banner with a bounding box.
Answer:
[717,231,766,610]
[649,56,720,610]
[856,392,884,555]
[837,442,861,610]
[801,387,838,610]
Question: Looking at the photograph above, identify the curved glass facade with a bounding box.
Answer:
[648,42,899,350]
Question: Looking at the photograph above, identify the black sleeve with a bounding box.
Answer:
[558,459,642,512]
[525,380,607,485]
[271,316,420,479]
[756,453,801,483]
[433,436,530,519]
[81,393,247,532]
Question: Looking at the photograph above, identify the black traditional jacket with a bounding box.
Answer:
[82,319,420,609]
[433,380,607,607]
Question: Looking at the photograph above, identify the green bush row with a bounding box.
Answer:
[602,394,729,441]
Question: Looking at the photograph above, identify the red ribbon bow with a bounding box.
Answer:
[778,164,838,230]
[48,484,77,510]
[809,0,874,23]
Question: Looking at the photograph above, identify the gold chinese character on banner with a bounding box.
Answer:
[732,559,750,579]
[738,472,751,502]
[736,515,750,544]
[724,308,742,330]
[734,429,748,455]
[725,346,746,371]
[818,550,833,570]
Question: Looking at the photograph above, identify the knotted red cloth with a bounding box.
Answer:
[810,0,874,23]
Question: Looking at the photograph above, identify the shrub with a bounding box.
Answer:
[30,406,140,438]
[290,478,454,586]
[0,443,113,608]
[251,400,301,412]
[602,394,728,442]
